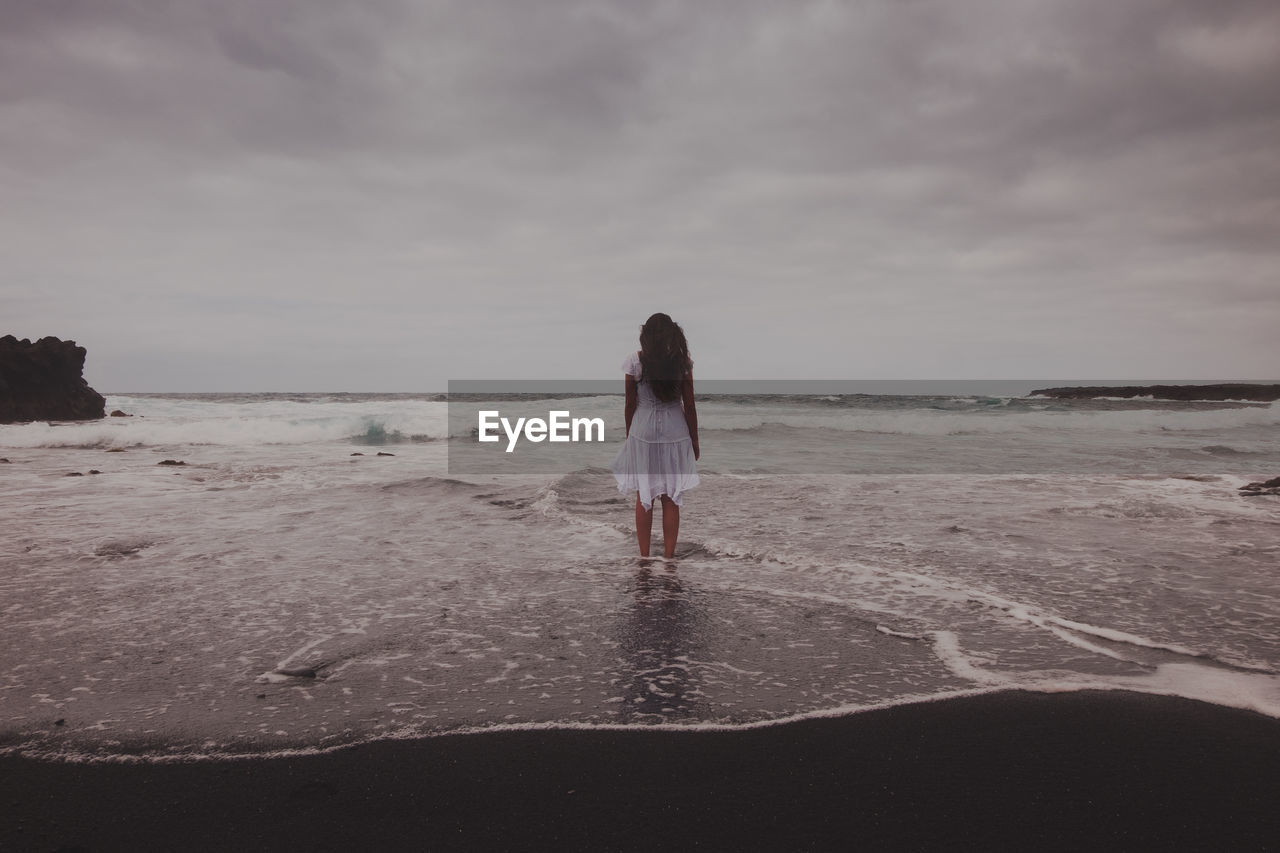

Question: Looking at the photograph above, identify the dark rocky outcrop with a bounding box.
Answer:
[1031,384,1280,402]
[0,335,106,423]
[1240,477,1280,497]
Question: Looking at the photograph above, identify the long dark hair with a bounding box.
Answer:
[638,313,690,402]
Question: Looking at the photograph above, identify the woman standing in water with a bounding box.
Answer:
[611,313,700,559]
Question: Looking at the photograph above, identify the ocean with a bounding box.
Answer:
[2,385,1278,760]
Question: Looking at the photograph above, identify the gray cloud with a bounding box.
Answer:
[2,0,1278,389]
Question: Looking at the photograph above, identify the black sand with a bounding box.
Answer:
[4,690,1279,852]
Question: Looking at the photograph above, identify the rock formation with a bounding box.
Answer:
[1240,477,1280,497]
[0,335,106,423]
[1031,384,1280,402]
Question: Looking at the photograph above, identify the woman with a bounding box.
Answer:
[611,313,700,559]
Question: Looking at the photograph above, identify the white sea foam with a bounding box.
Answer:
[7,394,1274,451]
[0,396,450,448]
[693,401,1280,436]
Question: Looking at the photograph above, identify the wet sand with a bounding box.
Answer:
[4,690,1279,852]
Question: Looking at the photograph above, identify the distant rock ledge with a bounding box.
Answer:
[0,335,106,423]
[1030,384,1280,402]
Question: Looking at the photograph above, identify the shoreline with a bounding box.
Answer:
[4,682,1276,766]
[5,689,1279,851]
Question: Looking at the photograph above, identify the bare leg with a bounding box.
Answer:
[635,495,653,557]
[660,495,680,558]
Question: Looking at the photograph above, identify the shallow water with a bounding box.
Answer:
[2,390,1278,759]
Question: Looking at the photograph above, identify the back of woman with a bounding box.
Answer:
[610,313,700,559]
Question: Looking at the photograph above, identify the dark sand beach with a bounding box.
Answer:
[4,690,1279,852]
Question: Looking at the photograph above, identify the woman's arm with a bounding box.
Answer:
[682,370,699,460]
[624,374,638,437]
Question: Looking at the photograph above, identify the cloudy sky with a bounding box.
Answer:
[3,0,1278,390]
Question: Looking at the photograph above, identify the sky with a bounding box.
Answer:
[2,0,1278,391]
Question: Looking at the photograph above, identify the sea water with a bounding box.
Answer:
[2,386,1278,759]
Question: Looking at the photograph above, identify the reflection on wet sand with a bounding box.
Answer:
[615,561,708,721]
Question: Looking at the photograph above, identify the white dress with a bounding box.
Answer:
[611,351,700,509]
